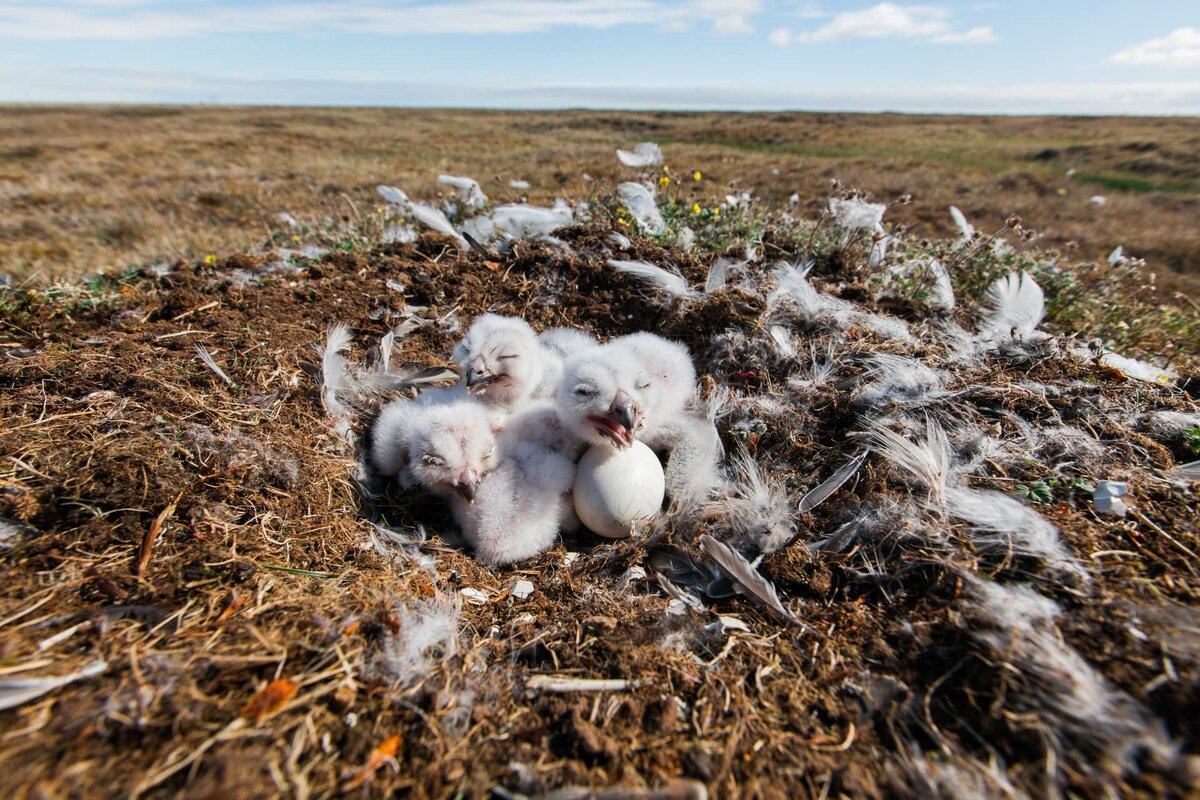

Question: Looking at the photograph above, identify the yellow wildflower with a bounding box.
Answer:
[204,254,217,265]
[692,203,702,215]
[658,176,670,188]
[693,171,702,181]
[713,208,721,219]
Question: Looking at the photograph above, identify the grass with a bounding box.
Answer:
[2,105,1199,293]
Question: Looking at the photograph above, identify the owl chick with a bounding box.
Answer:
[452,314,561,412]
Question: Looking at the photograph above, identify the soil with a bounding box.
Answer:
[1,227,1198,798]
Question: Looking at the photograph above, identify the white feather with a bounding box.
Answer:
[489,201,572,238]
[319,322,353,427]
[1098,352,1178,385]
[616,141,663,168]
[368,596,460,687]
[376,185,410,207]
[949,205,975,242]
[982,272,1044,335]
[967,577,1175,771]
[767,325,795,358]
[852,355,945,412]
[407,202,467,249]
[706,447,795,554]
[829,197,885,230]
[945,487,1086,582]
[705,257,735,294]
[608,259,697,299]
[193,344,235,386]
[927,258,956,312]
[616,182,666,235]
[861,417,950,510]
[437,174,488,211]
[0,660,106,711]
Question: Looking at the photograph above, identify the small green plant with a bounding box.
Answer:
[1184,427,1200,456]
[1016,481,1053,503]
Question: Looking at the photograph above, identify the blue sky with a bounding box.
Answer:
[0,1,1198,112]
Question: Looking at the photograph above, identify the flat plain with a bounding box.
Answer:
[2,106,1198,293]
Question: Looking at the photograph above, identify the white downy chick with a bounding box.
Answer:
[609,333,721,497]
[405,401,500,502]
[607,332,696,434]
[537,327,600,361]
[453,314,559,412]
[557,334,721,498]
[451,427,577,565]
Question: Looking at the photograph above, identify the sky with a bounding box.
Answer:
[0,1,1198,113]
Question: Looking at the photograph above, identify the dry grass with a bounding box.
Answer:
[1,109,1198,799]
[2,105,1199,298]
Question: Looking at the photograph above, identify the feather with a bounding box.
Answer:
[607,231,632,250]
[616,182,666,235]
[1108,245,1128,266]
[769,262,912,342]
[608,259,697,299]
[699,534,801,625]
[655,572,705,611]
[949,205,975,242]
[704,257,733,294]
[706,447,794,554]
[437,174,488,211]
[852,354,945,411]
[966,577,1175,771]
[1098,352,1178,385]
[616,141,663,168]
[376,330,395,373]
[193,344,235,386]
[489,202,572,238]
[376,185,410,207]
[945,487,1086,582]
[0,660,106,711]
[407,202,467,248]
[1176,460,1200,481]
[367,596,460,688]
[982,272,1044,335]
[767,325,795,358]
[798,450,868,514]
[318,323,353,421]
[361,365,459,393]
[927,258,956,311]
[828,197,885,230]
[861,417,950,510]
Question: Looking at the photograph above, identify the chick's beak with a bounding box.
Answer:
[453,467,479,502]
[465,370,492,392]
[611,390,643,434]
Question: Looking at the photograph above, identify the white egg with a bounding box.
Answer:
[573,441,665,539]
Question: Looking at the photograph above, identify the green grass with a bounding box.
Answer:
[1071,171,1200,195]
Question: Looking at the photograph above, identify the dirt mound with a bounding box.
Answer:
[2,222,1198,798]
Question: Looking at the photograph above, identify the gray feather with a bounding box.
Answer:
[699,534,801,626]
[193,344,235,386]
[798,449,868,514]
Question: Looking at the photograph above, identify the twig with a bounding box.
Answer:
[256,563,337,579]
[138,492,182,580]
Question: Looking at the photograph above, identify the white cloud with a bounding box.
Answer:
[0,0,763,39]
[691,0,761,34]
[712,14,753,35]
[1110,28,1200,67]
[768,27,791,47]
[787,3,995,45]
[932,25,996,44]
